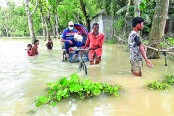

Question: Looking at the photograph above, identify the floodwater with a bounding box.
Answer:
[0,38,174,116]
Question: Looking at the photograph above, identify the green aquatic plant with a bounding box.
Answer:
[147,74,174,90]
[35,73,122,106]
[147,81,170,90]
[163,74,174,85]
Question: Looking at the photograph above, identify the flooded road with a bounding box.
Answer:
[0,39,174,116]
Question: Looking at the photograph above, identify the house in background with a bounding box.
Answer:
[90,11,114,40]
[90,11,174,41]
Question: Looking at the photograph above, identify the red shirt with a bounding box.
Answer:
[85,32,104,59]
[27,49,34,56]
[86,32,104,49]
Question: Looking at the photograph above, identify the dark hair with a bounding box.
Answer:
[33,40,39,44]
[27,44,32,47]
[132,17,144,27]
[92,23,99,29]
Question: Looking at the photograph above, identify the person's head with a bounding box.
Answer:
[132,17,144,31]
[92,23,99,35]
[68,21,74,31]
[48,39,52,42]
[34,40,39,45]
[27,44,32,49]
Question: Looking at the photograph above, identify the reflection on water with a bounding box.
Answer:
[0,39,174,116]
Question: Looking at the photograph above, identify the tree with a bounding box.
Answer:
[134,0,141,17]
[48,0,63,38]
[24,0,38,43]
[147,0,169,58]
[79,0,90,31]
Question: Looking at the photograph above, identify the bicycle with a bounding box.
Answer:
[76,48,89,75]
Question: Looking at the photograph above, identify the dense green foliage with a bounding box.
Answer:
[35,73,122,106]
[0,0,173,42]
[147,74,174,90]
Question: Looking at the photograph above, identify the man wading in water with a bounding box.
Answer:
[128,17,154,76]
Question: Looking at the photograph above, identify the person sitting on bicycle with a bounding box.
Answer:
[83,23,105,65]
[61,21,83,58]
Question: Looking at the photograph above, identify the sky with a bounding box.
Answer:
[0,0,22,7]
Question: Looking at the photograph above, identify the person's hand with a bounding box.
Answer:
[146,59,154,68]
[82,46,86,49]
[67,40,73,44]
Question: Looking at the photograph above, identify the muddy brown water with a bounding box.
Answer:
[0,39,174,116]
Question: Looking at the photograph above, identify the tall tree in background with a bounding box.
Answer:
[134,0,141,17]
[38,0,47,40]
[48,0,63,38]
[0,2,15,37]
[24,0,38,43]
[79,0,90,31]
[148,0,169,58]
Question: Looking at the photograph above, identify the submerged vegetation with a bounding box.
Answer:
[35,74,122,106]
[147,74,174,90]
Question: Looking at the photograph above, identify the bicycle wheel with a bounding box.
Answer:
[62,51,67,61]
[79,61,87,75]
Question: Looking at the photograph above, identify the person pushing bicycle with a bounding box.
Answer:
[83,23,105,65]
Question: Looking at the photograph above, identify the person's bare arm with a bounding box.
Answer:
[83,35,90,49]
[61,38,73,44]
[139,44,154,68]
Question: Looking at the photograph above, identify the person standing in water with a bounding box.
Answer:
[46,39,53,50]
[83,23,105,65]
[128,17,154,76]
[33,39,39,55]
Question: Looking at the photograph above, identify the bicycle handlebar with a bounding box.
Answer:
[76,48,89,51]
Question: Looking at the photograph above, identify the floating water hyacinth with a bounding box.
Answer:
[147,74,174,90]
[35,73,122,106]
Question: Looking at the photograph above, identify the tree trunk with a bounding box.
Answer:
[24,0,38,44]
[45,16,51,40]
[134,0,141,17]
[79,0,90,31]
[40,12,46,41]
[124,0,131,38]
[55,9,59,37]
[5,28,9,37]
[147,0,169,58]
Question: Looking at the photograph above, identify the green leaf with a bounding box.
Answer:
[83,79,91,86]
[60,88,68,96]
[56,96,62,101]
[60,77,69,87]
[37,96,49,103]
[113,92,119,97]
[95,83,102,89]
[70,73,79,82]
[35,102,42,106]
[51,102,57,107]
[92,88,101,96]
[69,83,83,92]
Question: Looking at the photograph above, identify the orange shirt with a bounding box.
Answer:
[86,32,104,49]
[85,32,104,59]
